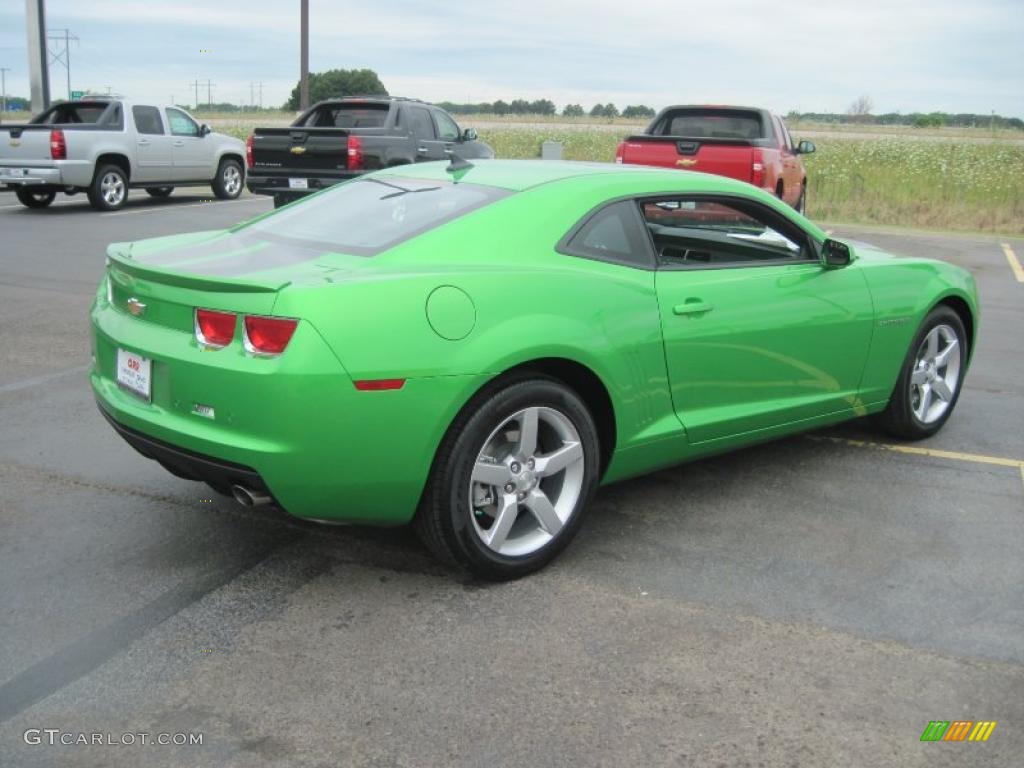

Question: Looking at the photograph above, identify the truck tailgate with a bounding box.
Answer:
[0,126,55,166]
[619,136,755,182]
[251,128,358,175]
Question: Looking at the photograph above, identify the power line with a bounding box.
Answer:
[46,28,79,100]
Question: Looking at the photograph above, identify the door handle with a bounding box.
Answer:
[172,141,184,147]
[416,147,429,155]
[137,139,149,146]
[673,300,714,316]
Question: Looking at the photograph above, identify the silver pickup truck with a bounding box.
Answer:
[0,99,246,211]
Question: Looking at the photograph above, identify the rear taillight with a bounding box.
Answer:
[346,135,363,171]
[195,309,237,348]
[751,149,765,188]
[614,140,625,164]
[244,315,298,355]
[50,129,66,160]
[245,134,254,168]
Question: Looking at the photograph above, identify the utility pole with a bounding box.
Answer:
[191,79,200,109]
[0,68,9,125]
[258,81,264,110]
[26,0,50,112]
[300,0,309,110]
[205,79,214,109]
[249,81,254,109]
[47,28,79,100]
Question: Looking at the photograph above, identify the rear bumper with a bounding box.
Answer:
[90,287,489,524]
[98,404,269,496]
[1,166,63,189]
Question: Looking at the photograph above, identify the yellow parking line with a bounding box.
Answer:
[1003,243,1024,282]
[808,435,1023,469]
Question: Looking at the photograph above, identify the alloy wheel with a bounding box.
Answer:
[469,406,585,557]
[910,323,961,424]
[101,172,126,206]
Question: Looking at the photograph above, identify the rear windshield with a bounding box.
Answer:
[31,102,112,125]
[655,109,765,140]
[302,103,390,128]
[243,177,511,256]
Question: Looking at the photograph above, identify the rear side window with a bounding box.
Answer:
[407,108,436,140]
[656,109,765,140]
[303,104,389,128]
[132,106,164,135]
[243,177,511,256]
[559,200,654,269]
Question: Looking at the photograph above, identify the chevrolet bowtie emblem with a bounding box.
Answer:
[676,158,697,167]
[9,139,21,147]
[126,297,147,316]
[290,146,307,154]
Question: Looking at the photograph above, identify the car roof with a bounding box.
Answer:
[372,159,748,193]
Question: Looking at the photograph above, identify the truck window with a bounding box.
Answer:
[132,106,165,135]
[31,102,110,125]
[657,109,764,140]
[303,104,389,128]
[433,111,461,141]
[407,107,436,140]
[166,108,200,136]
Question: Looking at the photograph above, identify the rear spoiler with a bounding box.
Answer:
[106,243,289,294]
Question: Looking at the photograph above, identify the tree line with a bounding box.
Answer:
[789,109,1024,131]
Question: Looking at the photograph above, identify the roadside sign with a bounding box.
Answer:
[70,90,84,99]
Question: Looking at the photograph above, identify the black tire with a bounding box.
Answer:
[15,189,56,208]
[87,164,129,211]
[795,184,807,214]
[272,194,288,209]
[876,306,968,440]
[212,158,243,200]
[414,375,601,580]
[145,186,174,198]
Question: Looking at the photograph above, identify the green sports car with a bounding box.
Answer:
[91,159,978,579]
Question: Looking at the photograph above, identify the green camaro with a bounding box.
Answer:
[91,160,978,578]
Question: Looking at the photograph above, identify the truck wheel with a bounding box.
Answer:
[15,189,56,209]
[87,165,128,211]
[145,187,174,198]
[212,159,243,200]
[272,194,288,209]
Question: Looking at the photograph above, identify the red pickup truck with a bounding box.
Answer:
[615,106,815,213]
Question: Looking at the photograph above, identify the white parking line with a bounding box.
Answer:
[1002,243,1024,283]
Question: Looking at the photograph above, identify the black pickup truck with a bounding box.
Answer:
[246,97,494,206]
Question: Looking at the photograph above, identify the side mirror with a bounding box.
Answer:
[822,238,852,268]
[199,123,211,137]
[796,139,815,155]
[462,127,478,141]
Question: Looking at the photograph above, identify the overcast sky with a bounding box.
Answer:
[1,0,1021,116]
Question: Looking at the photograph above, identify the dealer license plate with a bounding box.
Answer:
[116,348,152,401]
[288,177,308,190]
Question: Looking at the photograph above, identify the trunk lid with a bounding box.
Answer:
[104,229,361,334]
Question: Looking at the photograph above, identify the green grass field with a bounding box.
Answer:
[476,128,1024,235]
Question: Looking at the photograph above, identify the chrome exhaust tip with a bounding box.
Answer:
[231,484,272,508]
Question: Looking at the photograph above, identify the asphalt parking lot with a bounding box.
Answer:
[0,188,1022,767]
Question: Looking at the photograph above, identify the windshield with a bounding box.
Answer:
[243,177,511,255]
